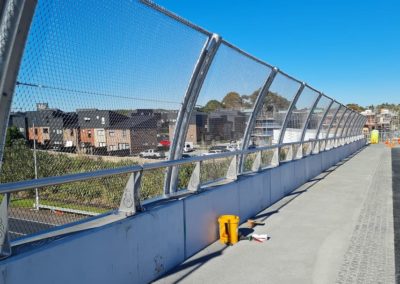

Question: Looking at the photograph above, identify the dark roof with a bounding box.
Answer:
[111,115,157,130]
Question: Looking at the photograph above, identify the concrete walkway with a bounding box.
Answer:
[156,144,395,284]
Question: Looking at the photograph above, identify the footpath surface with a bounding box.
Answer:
[156,144,395,284]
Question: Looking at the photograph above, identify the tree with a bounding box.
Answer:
[346,103,365,112]
[241,90,259,108]
[201,100,223,113]
[264,92,291,110]
[222,92,242,109]
[5,126,24,147]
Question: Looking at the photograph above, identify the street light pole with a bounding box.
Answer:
[32,120,39,210]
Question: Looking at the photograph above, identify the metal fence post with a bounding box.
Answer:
[342,111,357,142]
[312,98,334,153]
[164,34,221,195]
[333,108,350,147]
[0,0,37,259]
[350,115,362,141]
[298,90,322,157]
[277,82,305,145]
[324,105,344,150]
[238,67,278,173]
[0,0,37,171]
[355,115,364,137]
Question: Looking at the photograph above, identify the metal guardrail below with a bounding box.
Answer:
[0,135,365,258]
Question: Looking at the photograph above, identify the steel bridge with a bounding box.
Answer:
[0,1,394,284]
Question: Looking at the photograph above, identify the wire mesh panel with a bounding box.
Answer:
[318,102,340,139]
[4,0,209,215]
[6,171,131,241]
[342,111,357,138]
[251,72,301,147]
[304,96,332,141]
[327,105,346,139]
[335,109,351,138]
[351,115,363,137]
[281,86,320,143]
[178,42,272,157]
[200,156,235,185]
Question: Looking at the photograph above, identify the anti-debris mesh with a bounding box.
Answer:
[319,101,340,139]
[251,72,301,146]
[281,86,320,143]
[3,0,208,239]
[304,96,332,141]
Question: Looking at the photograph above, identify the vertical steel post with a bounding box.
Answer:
[333,108,350,139]
[342,111,356,141]
[0,0,37,171]
[238,67,278,173]
[299,92,322,143]
[349,113,359,142]
[352,115,363,137]
[33,120,39,210]
[296,90,321,157]
[314,99,334,140]
[0,0,37,259]
[277,82,306,145]
[351,115,363,140]
[333,108,351,147]
[164,34,221,194]
[324,104,343,150]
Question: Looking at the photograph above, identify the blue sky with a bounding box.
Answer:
[12,0,399,113]
[155,0,400,106]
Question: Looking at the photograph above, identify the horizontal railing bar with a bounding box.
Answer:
[0,165,142,194]
[0,137,362,195]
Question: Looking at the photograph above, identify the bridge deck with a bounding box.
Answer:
[156,144,395,284]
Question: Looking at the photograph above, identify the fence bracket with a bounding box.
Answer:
[188,161,201,192]
[271,148,279,166]
[251,151,262,172]
[295,144,303,159]
[286,145,293,161]
[226,155,237,181]
[119,171,143,216]
[313,141,320,154]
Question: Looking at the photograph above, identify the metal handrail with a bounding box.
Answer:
[0,137,362,195]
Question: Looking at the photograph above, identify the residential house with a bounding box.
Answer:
[168,111,208,145]
[8,112,28,139]
[107,115,158,155]
[77,109,129,149]
[25,107,78,149]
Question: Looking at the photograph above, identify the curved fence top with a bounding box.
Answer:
[0,0,366,253]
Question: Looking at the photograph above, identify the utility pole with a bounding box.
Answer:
[32,120,39,210]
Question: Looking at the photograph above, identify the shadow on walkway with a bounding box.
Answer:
[154,146,367,283]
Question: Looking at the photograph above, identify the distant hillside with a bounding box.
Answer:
[347,103,400,113]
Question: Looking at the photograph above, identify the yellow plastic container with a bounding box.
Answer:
[218,215,240,245]
[370,130,379,144]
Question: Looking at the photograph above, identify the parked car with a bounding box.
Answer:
[139,149,165,159]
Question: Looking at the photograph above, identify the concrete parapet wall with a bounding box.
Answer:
[0,140,366,284]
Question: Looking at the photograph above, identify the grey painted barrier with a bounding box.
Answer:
[0,140,366,284]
